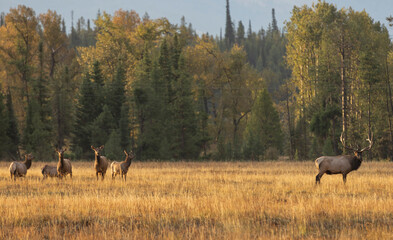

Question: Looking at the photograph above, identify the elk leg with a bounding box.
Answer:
[102,173,105,181]
[316,172,324,184]
[342,174,347,184]
[124,174,126,182]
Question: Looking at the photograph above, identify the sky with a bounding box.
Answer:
[1,0,392,36]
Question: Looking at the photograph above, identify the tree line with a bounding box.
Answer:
[0,1,392,161]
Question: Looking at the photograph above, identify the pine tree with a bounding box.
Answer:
[72,73,96,158]
[5,88,20,159]
[172,55,200,159]
[91,60,105,115]
[119,103,130,151]
[243,89,283,159]
[106,63,126,125]
[105,129,122,160]
[271,8,278,32]
[236,21,245,45]
[225,0,235,49]
[23,100,52,160]
[0,90,9,158]
[91,105,115,147]
[52,66,74,149]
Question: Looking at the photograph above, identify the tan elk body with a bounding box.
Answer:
[41,165,58,179]
[91,145,109,180]
[315,133,373,184]
[56,149,72,179]
[9,154,34,180]
[111,150,135,181]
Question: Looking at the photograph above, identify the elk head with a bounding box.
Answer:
[91,145,104,156]
[56,148,67,158]
[124,150,135,161]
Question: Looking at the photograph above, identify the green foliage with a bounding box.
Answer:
[72,73,96,158]
[0,90,9,158]
[91,105,115,147]
[23,100,52,160]
[5,89,19,158]
[106,63,126,125]
[119,103,130,152]
[243,89,283,160]
[105,129,122,160]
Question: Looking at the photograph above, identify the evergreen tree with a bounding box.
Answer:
[106,63,126,125]
[52,66,74,149]
[72,73,96,158]
[271,8,278,32]
[5,88,20,159]
[23,100,52,160]
[119,103,130,151]
[105,129,122,160]
[236,21,245,45]
[91,105,115,147]
[243,89,283,159]
[91,60,105,115]
[172,55,200,159]
[0,90,9,158]
[225,0,235,49]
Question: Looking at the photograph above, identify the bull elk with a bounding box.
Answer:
[91,145,109,180]
[315,132,373,184]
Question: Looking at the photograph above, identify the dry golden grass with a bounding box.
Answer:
[0,160,393,239]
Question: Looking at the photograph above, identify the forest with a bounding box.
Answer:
[0,1,392,161]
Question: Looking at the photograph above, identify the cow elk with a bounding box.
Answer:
[91,145,109,180]
[56,148,72,179]
[111,150,135,181]
[41,165,58,180]
[9,154,34,180]
[315,132,373,184]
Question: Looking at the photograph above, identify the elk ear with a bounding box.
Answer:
[63,148,67,152]
[91,145,95,150]
[99,145,104,150]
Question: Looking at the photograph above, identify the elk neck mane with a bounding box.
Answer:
[24,157,32,170]
[349,154,362,171]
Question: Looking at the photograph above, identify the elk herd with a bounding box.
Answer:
[7,132,374,185]
[8,145,135,181]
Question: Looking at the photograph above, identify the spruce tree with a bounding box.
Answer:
[119,103,130,151]
[0,90,9,158]
[243,89,283,159]
[91,60,105,115]
[236,21,245,45]
[52,66,74,149]
[271,8,278,32]
[225,0,235,49]
[107,63,126,125]
[172,55,200,159]
[5,88,20,159]
[91,105,115,147]
[73,73,96,158]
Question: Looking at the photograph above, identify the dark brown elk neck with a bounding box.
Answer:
[58,154,64,167]
[24,158,32,169]
[350,155,362,171]
[95,154,100,164]
[123,156,132,168]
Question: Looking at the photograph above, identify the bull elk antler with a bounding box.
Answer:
[359,132,373,152]
[340,131,373,152]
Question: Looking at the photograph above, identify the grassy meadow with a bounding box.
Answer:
[0,160,393,239]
